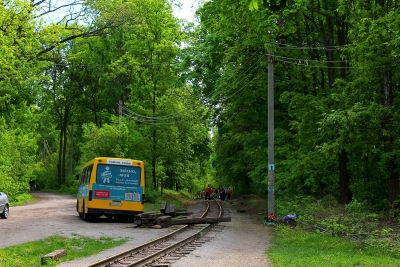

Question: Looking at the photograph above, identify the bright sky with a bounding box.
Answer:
[172,0,198,22]
[45,0,199,24]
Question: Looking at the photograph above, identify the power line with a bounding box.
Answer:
[118,57,266,123]
[120,109,194,125]
[197,49,266,102]
[276,58,354,69]
[266,41,352,51]
[215,56,264,99]
[225,68,267,100]
[120,105,187,121]
[274,55,352,63]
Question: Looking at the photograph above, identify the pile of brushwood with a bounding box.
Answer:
[278,195,400,257]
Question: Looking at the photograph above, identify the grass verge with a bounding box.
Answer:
[144,189,192,213]
[0,234,128,267]
[10,193,39,206]
[267,226,400,267]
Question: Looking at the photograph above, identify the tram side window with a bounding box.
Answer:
[82,168,87,185]
[78,164,93,185]
[79,170,84,186]
[85,165,92,184]
[81,167,88,185]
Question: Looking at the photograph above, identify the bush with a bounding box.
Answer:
[278,196,400,258]
[144,187,161,204]
[58,175,79,196]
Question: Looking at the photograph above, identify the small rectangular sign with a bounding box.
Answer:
[94,190,110,198]
[107,159,133,166]
[269,164,275,171]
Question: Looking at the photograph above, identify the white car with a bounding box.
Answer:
[0,192,9,219]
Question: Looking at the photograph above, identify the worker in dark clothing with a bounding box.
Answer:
[205,185,212,200]
[219,187,226,201]
[227,188,232,200]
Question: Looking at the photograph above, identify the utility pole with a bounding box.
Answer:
[268,50,275,215]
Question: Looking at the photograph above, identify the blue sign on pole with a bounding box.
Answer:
[268,164,275,171]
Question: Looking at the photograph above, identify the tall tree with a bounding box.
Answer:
[342,0,400,208]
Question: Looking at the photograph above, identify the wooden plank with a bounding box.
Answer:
[168,204,176,216]
[41,249,67,265]
[160,201,166,214]
[165,204,171,215]
[175,211,190,216]
[148,212,163,219]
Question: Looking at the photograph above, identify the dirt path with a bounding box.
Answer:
[0,192,274,266]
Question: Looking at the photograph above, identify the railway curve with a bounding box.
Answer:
[88,199,226,267]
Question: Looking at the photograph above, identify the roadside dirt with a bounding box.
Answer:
[0,192,274,266]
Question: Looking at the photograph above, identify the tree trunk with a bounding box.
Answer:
[317,12,353,205]
[381,70,399,206]
[152,73,158,189]
[336,16,351,204]
[69,124,74,175]
[339,149,352,204]
[62,109,68,184]
[57,122,64,186]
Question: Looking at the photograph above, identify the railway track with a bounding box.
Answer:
[87,199,228,267]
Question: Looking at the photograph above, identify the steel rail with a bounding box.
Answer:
[199,200,210,218]
[87,225,188,267]
[87,199,223,267]
[123,224,212,267]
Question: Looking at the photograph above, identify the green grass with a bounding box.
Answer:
[144,189,191,212]
[267,226,400,267]
[0,234,128,267]
[10,193,39,206]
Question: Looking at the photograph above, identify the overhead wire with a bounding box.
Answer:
[276,58,354,69]
[265,41,352,51]
[224,61,265,100]
[120,104,186,121]
[274,55,352,64]
[215,54,264,100]
[199,47,265,101]
[120,47,267,122]
[120,108,195,125]
[69,43,356,121]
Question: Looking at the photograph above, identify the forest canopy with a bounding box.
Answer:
[1,0,400,217]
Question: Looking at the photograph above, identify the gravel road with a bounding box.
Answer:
[0,192,273,266]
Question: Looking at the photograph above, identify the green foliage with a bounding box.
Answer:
[160,189,191,210]
[0,108,40,200]
[144,187,161,204]
[58,175,79,196]
[0,235,127,267]
[143,189,190,212]
[271,194,400,266]
[268,227,400,267]
[192,0,400,212]
[79,122,133,163]
[2,0,400,224]
[276,196,400,260]
[11,193,37,206]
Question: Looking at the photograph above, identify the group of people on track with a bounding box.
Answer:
[201,185,232,201]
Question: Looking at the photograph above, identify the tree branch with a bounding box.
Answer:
[306,7,354,28]
[34,2,85,19]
